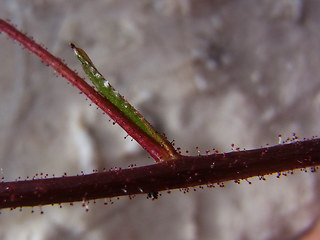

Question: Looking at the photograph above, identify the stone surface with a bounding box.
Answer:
[0,0,320,239]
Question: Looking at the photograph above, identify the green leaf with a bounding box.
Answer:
[70,43,177,159]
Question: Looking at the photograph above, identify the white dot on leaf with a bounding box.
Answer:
[103,81,109,88]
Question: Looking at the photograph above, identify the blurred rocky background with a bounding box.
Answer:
[1,0,320,239]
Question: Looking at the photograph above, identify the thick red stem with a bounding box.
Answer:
[0,139,319,209]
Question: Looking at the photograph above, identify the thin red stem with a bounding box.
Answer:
[0,139,320,209]
[0,19,178,162]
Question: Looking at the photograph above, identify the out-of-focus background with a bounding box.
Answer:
[1,0,320,239]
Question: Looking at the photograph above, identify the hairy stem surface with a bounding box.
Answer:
[0,139,319,209]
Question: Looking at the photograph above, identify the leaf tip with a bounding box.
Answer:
[69,42,76,49]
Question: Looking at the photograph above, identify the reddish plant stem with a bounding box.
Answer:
[1,139,320,209]
[1,19,320,211]
[0,19,178,162]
